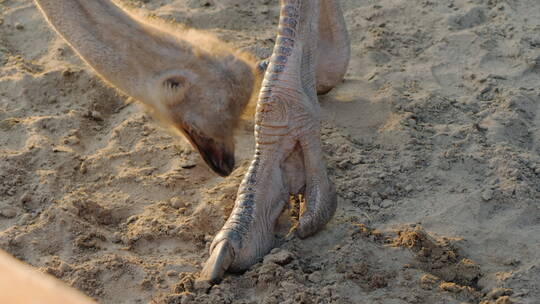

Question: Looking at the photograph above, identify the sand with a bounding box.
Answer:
[1,0,539,303]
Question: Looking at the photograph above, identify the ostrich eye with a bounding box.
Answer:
[164,77,184,90]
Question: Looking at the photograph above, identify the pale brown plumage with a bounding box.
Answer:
[35,0,258,176]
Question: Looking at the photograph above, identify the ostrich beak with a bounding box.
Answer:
[183,127,235,177]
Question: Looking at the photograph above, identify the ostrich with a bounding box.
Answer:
[34,0,350,284]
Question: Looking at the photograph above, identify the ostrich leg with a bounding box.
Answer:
[317,0,350,94]
[258,0,350,95]
[199,0,342,284]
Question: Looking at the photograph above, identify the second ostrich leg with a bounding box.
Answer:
[200,0,343,284]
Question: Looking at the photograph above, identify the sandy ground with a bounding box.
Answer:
[1,0,539,303]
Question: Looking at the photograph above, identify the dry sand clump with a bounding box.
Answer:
[1,0,539,303]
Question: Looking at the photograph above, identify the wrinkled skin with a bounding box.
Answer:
[199,0,350,284]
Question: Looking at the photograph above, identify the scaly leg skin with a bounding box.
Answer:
[199,0,347,284]
[257,0,350,95]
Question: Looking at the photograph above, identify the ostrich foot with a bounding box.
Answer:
[198,0,346,284]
